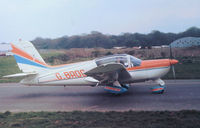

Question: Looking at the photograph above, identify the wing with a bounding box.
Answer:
[85,63,132,84]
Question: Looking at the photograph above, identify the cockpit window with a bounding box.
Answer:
[95,54,129,67]
[130,56,141,66]
[95,54,141,67]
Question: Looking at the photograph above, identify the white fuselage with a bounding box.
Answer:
[20,60,170,86]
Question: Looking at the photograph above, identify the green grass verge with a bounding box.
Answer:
[0,111,200,128]
[0,56,21,83]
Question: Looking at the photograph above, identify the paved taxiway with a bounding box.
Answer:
[0,80,199,112]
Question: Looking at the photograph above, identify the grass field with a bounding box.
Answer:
[0,111,200,128]
[0,56,21,83]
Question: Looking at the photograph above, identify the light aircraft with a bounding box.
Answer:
[4,40,178,94]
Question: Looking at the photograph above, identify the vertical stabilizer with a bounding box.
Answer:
[11,40,48,73]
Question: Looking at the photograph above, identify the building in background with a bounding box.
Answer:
[0,43,12,56]
[171,37,200,48]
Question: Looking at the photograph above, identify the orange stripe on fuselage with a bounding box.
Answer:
[127,59,170,71]
[48,61,85,68]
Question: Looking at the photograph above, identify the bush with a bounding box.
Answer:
[4,111,11,116]
[105,51,113,55]
[127,50,135,55]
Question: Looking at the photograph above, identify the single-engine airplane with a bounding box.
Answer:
[4,40,178,94]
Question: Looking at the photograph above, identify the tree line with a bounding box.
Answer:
[32,27,200,49]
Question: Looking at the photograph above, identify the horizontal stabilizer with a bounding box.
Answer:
[3,72,37,78]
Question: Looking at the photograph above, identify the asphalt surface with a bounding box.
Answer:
[0,80,200,112]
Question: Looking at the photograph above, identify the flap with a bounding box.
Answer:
[85,63,125,75]
[85,63,132,83]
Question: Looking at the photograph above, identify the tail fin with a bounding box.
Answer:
[11,40,49,73]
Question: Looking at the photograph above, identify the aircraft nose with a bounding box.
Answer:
[170,59,179,65]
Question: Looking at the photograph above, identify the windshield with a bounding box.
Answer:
[95,54,129,67]
[130,56,141,66]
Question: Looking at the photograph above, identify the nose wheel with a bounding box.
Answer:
[151,86,165,94]
[151,78,165,94]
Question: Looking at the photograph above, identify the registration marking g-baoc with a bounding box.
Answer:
[56,69,87,80]
[38,69,87,83]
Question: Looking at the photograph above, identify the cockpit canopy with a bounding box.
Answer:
[130,56,141,66]
[95,54,141,68]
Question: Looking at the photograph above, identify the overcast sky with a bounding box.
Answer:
[0,0,200,43]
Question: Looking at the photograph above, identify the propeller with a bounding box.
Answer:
[171,64,176,79]
[169,44,177,79]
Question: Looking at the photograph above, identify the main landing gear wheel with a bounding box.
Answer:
[104,81,128,94]
[151,78,165,94]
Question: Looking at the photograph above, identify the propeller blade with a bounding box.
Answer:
[169,45,173,59]
[169,44,177,81]
[172,65,176,79]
